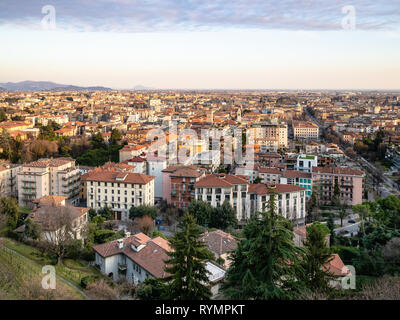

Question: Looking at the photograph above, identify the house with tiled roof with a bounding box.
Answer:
[93,232,226,295]
[201,230,237,269]
[15,198,89,244]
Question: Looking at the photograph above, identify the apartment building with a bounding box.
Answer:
[250,121,288,148]
[293,120,319,140]
[82,170,155,221]
[0,162,22,198]
[296,154,318,173]
[163,165,206,210]
[17,158,81,208]
[280,170,312,198]
[194,174,249,221]
[247,184,306,225]
[258,167,283,184]
[312,167,365,206]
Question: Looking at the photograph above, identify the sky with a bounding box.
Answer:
[0,0,400,90]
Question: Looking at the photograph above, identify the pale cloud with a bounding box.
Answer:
[0,0,399,32]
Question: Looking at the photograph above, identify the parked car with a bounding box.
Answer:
[348,219,356,224]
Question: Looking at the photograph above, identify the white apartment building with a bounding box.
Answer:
[293,121,319,140]
[147,156,167,201]
[247,184,306,225]
[249,121,288,148]
[0,162,22,198]
[82,170,155,221]
[296,154,318,173]
[194,174,307,224]
[17,158,81,208]
[194,174,249,221]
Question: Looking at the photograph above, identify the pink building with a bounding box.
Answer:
[311,166,365,206]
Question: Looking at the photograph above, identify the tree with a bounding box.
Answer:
[138,215,155,235]
[353,203,371,237]
[137,278,167,300]
[110,129,122,145]
[332,182,341,207]
[129,205,158,220]
[97,206,113,220]
[209,200,237,230]
[92,215,105,226]
[222,191,306,300]
[163,212,214,300]
[0,197,19,230]
[301,222,334,293]
[42,206,79,265]
[326,212,336,245]
[24,218,41,240]
[338,204,348,228]
[187,200,213,227]
[0,109,7,122]
[91,132,106,149]
[253,176,262,184]
[88,208,97,221]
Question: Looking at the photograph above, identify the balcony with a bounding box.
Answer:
[118,263,127,271]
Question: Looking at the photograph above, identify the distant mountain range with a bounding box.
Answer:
[132,85,155,91]
[0,81,113,92]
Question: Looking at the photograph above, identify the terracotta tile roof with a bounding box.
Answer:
[82,170,154,184]
[93,233,172,279]
[23,158,73,168]
[127,156,147,163]
[259,167,282,174]
[323,254,351,277]
[33,195,67,206]
[283,170,312,179]
[292,120,319,128]
[312,166,364,176]
[248,183,305,195]
[170,167,204,178]
[194,174,240,188]
[201,230,237,255]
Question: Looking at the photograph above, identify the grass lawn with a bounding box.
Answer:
[18,206,32,215]
[0,244,84,299]
[3,238,107,289]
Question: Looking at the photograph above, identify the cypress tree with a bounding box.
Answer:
[222,191,306,300]
[163,212,214,300]
[301,222,334,293]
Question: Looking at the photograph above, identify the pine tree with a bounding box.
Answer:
[163,212,214,300]
[222,191,306,300]
[301,222,334,293]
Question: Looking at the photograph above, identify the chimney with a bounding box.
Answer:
[117,239,124,249]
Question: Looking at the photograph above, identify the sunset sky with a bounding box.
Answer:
[0,0,399,90]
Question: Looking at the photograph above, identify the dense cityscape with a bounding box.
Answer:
[1,0,400,312]
[1,87,400,301]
